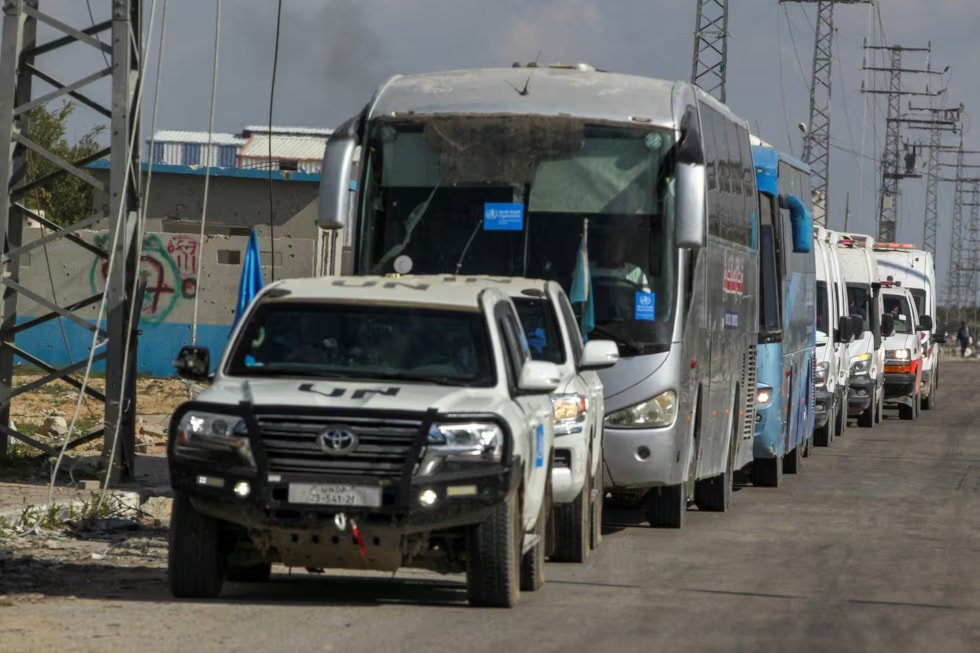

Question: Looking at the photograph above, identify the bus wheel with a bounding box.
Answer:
[694,416,736,512]
[783,442,802,474]
[644,484,686,528]
[751,456,782,488]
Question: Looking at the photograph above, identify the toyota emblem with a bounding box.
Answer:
[318,428,358,456]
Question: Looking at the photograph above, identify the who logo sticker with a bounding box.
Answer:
[635,291,656,321]
[483,203,525,231]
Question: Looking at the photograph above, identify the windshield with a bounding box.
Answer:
[224,301,496,387]
[816,281,829,335]
[356,115,677,354]
[883,294,913,334]
[846,284,871,333]
[512,297,566,365]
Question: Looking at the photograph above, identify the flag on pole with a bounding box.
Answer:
[233,228,265,328]
[569,219,595,339]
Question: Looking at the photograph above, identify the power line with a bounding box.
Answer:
[267,0,283,283]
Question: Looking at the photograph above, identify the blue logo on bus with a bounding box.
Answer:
[534,424,545,468]
[635,291,656,321]
[483,203,524,231]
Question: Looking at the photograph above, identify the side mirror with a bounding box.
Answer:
[849,314,867,334]
[674,161,706,249]
[579,339,620,370]
[932,331,947,344]
[317,119,360,230]
[517,360,562,394]
[918,315,934,331]
[174,346,211,381]
[784,193,813,254]
[880,313,895,337]
[837,316,854,343]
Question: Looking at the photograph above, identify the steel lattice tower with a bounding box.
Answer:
[691,0,729,102]
[945,143,967,307]
[780,1,871,226]
[0,0,143,481]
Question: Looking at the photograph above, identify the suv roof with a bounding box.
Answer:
[256,274,519,309]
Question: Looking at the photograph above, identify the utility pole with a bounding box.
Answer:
[691,0,729,102]
[0,1,143,482]
[907,103,963,253]
[779,0,871,226]
[861,43,945,242]
[936,145,980,311]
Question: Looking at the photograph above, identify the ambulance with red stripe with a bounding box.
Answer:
[879,281,926,420]
[872,243,943,410]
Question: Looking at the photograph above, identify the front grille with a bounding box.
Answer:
[742,345,758,439]
[254,413,425,478]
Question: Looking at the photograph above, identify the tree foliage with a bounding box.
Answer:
[24,100,106,227]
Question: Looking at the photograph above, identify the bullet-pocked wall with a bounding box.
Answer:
[12,162,323,377]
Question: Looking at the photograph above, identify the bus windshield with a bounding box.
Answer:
[356,115,678,353]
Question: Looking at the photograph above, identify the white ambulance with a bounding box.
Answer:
[872,242,943,409]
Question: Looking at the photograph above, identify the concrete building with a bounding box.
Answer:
[147,125,332,173]
[12,158,339,377]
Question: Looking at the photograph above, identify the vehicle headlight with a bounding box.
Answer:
[757,385,773,406]
[850,352,872,376]
[551,394,588,436]
[175,411,253,462]
[604,391,676,429]
[426,422,503,463]
[885,348,911,362]
[815,361,829,386]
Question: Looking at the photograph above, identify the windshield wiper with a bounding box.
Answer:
[589,323,645,355]
[356,371,468,386]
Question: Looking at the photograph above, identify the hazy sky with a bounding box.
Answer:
[25,0,980,298]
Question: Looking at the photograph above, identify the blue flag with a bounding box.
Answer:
[233,228,264,328]
[569,221,595,339]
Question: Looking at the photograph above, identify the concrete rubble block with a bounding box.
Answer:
[140,496,173,523]
[40,416,69,436]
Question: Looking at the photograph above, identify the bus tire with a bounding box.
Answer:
[168,494,225,599]
[922,384,935,410]
[694,411,737,512]
[783,442,802,474]
[466,487,522,607]
[644,484,685,529]
[857,399,875,428]
[752,456,782,487]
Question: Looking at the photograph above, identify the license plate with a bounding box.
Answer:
[287,483,382,507]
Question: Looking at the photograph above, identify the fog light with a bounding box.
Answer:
[233,481,251,498]
[419,489,438,507]
[635,446,651,461]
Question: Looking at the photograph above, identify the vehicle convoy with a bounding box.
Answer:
[316,62,761,528]
[458,277,619,563]
[812,226,856,446]
[835,233,886,428]
[167,274,567,608]
[749,137,817,487]
[872,242,944,409]
[880,282,930,420]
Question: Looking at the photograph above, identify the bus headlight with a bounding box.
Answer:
[757,385,773,406]
[850,352,872,376]
[604,391,676,429]
[885,348,911,363]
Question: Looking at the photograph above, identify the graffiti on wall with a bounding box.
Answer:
[89,234,199,324]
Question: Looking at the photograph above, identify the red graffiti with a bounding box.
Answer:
[167,236,198,276]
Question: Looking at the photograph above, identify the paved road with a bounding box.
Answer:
[3,360,980,653]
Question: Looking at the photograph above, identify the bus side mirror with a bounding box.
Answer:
[174,346,211,381]
[918,315,934,331]
[317,119,360,230]
[837,316,855,343]
[675,162,706,249]
[784,194,813,254]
